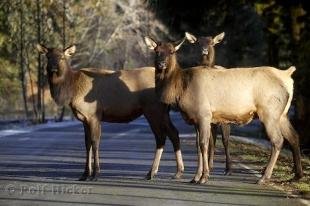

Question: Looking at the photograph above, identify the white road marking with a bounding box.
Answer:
[0,130,30,138]
[180,133,195,138]
[238,163,261,178]
[18,137,30,141]
[110,128,142,139]
[0,121,81,138]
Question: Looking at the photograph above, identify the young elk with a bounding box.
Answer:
[144,37,303,184]
[185,32,232,175]
[37,44,184,181]
[185,32,225,67]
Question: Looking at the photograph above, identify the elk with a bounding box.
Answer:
[144,37,303,184]
[185,32,232,175]
[36,44,184,181]
[185,32,225,67]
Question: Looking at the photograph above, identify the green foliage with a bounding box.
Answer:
[0,58,21,112]
[0,0,170,120]
[0,0,309,128]
[0,59,20,95]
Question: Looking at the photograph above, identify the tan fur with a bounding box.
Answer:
[39,46,184,181]
[170,66,302,183]
[71,67,184,179]
[185,32,232,174]
[146,39,303,184]
[172,66,293,124]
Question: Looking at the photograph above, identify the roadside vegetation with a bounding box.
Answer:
[220,139,310,197]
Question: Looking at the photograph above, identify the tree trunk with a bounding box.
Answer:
[267,34,279,67]
[25,48,38,120]
[57,0,67,122]
[294,95,310,154]
[19,0,29,120]
[36,0,44,123]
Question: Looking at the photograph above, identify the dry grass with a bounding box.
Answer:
[222,139,310,197]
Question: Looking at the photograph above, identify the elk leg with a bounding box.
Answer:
[146,135,166,180]
[280,116,303,180]
[221,124,232,175]
[144,111,167,180]
[191,126,203,183]
[208,124,217,171]
[198,119,211,184]
[258,121,283,184]
[165,114,184,179]
[89,118,101,181]
[79,122,93,181]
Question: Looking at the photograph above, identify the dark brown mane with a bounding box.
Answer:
[48,63,78,105]
[155,55,192,105]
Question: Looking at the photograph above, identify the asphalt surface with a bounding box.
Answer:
[0,113,307,206]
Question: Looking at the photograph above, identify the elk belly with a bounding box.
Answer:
[180,111,197,125]
[212,111,255,125]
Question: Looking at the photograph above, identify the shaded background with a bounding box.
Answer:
[0,0,309,149]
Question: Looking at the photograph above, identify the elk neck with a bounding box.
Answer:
[201,45,215,67]
[48,60,77,106]
[155,54,189,106]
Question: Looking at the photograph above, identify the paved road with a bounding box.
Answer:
[0,113,307,206]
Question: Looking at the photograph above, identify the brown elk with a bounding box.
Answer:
[36,44,184,181]
[144,37,303,184]
[185,32,225,67]
[185,32,232,175]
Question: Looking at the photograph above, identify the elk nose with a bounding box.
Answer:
[50,66,58,72]
[158,62,167,70]
[202,48,208,55]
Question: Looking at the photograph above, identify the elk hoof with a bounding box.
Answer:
[78,173,91,181]
[173,171,183,179]
[89,172,99,181]
[145,171,155,180]
[198,176,208,184]
[257,177,269,185]
[89,176,98,181]
[224,169,232,176]
[190,179,198,184]
[90,177,98,181]
[79,175,91,181]
[190,173,202,184]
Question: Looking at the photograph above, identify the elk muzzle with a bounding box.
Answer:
[157,62,167,70]
[202,48,209,55]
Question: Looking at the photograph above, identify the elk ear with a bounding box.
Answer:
[64,45,76,57]
[213,32,225,45]
[174,38,186,51]
[36,44,48,54]
[144,37,157,50]
[185,32,197,43]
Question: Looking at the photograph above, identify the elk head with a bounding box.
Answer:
[144,37,185,73]
[185,32,224,56]
[36,44,76,78]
